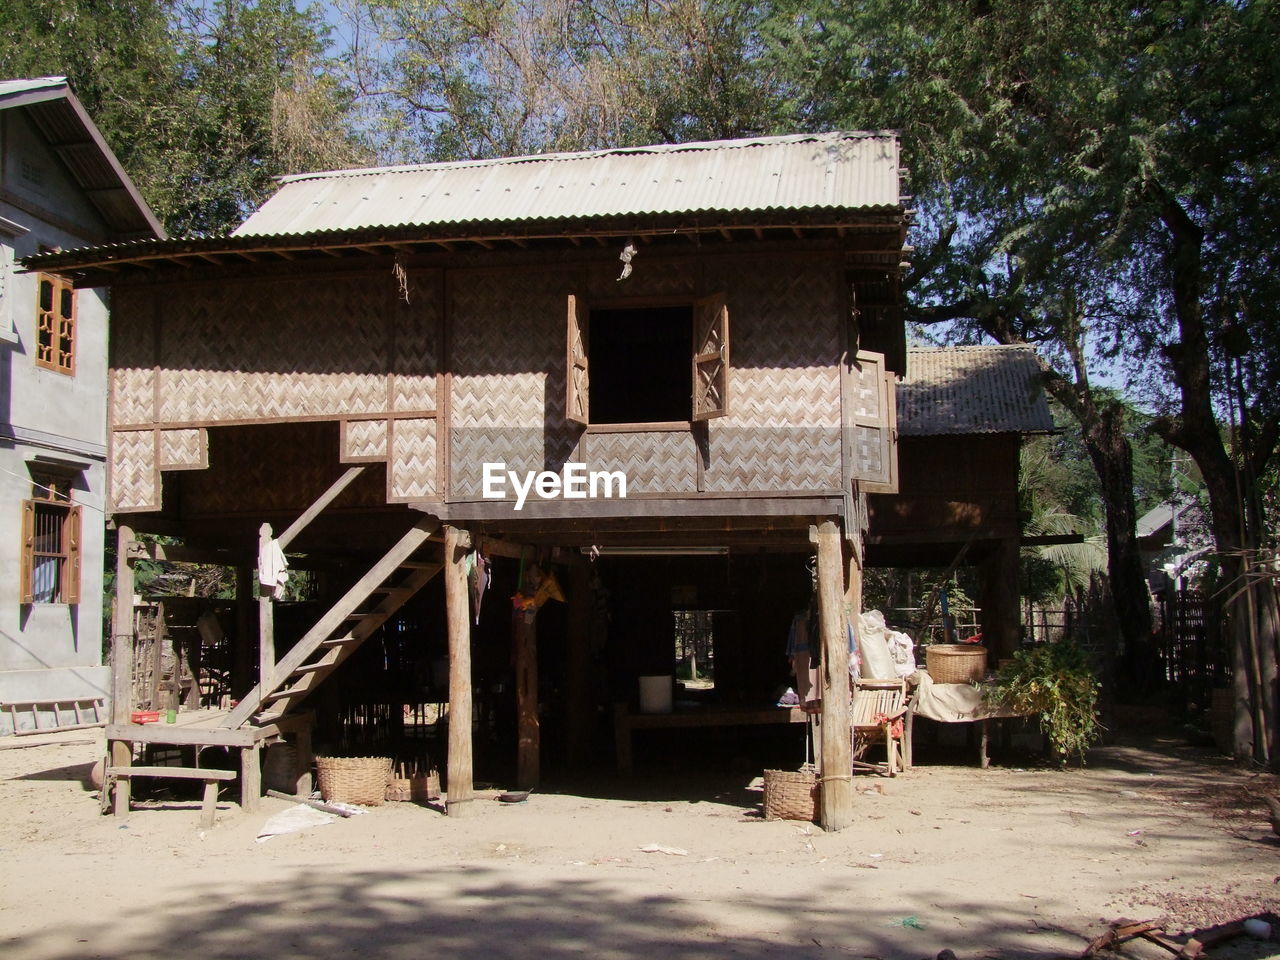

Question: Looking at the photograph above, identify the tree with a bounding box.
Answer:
[346,0,786,161]
[0,0,367,233]
[764,0,1280,764]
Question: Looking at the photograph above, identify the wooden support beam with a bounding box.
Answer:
[111,525,136,726]
[979,537,1021,661]
[241,742,261,812]
[258,523,275,691]
[277,466,366,550]
[565,560,592,766]
[234,565,254,699]
[444,525,474,815]
[514,606,539,789]
[110,524,136,816]
[812,520,853,832]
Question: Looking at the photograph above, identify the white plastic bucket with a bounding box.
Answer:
[638,675,673,714]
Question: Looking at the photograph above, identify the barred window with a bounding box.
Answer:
[21,473,81,604]
[36,273,75,375]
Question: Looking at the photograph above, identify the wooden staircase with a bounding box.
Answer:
[222,517,442,729]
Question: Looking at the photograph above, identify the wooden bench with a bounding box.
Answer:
[106,765,237,828]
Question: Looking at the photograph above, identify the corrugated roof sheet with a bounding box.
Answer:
[0,76,68,99]
[235,131,900,236]
[898,345,1054,436]
[0,76,164,241]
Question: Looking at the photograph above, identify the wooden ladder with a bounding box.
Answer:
[223,517,442,729]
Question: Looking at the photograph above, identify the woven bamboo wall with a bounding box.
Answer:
[703,258,842,493]
[448,253,845,501]
[109,247,888,516]
[108,270,441,512]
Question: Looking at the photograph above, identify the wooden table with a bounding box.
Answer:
[613,702,807,775]
[104,708,314,822]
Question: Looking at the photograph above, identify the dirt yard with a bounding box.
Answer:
[1,729,1277,960]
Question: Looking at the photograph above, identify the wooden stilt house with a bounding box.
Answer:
[32,132,915,829]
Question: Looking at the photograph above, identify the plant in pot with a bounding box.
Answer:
[987,637,1102,766]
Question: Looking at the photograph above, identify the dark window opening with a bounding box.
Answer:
[588,306,691,424]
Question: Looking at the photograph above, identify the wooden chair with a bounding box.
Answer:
[851,678,911,776]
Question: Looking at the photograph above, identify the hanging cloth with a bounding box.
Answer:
[258,538,289,600]
[469,551,490,624]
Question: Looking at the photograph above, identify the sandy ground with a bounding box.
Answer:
[1,730,1278,960]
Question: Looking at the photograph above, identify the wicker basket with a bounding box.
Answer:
[926,644,988,684]
[315,756,393,806]
[386,771,441,803]
[762,768,818,821]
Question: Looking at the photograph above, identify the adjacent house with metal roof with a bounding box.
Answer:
[25,131,1039,828]
[868,345,1054,652]
[0,77,163,734]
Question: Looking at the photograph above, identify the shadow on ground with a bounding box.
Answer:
[9,862,1097,960]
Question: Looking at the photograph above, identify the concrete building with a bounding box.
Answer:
[0,77,162,733]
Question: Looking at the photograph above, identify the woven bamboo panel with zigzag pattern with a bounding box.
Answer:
[449,268,577,499]
[703,260,842,491]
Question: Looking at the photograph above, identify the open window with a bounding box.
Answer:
[567,293,729,426]
[20,470,81,604]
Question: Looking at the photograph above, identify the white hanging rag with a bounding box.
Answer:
[259,538,289,599]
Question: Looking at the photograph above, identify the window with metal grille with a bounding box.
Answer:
[21,474,81,604]
[36,273,75,375]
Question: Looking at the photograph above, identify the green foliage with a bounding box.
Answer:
[989,639,1102,765]
[0,0,366,234]
[351,0,788,161]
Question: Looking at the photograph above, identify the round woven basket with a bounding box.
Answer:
[315,756,393,806]
[762,768,818,821]
[926,644,988,684]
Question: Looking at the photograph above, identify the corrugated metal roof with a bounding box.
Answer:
[0,76,68,99]
[0,76,164,241]
[898,345,1054,436]
[235,131,900,236]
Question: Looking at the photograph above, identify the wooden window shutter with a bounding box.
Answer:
[20,500,35,603]
[62,505,82,604]
[845,350,898,493]
[692,293,729,421]
[566,294,589,425]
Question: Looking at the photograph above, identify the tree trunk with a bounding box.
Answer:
[1148,183,1276,767]
[1074,399,1153,652]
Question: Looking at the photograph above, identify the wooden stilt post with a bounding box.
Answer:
[979,537,1021,660]
[565,559,592,766]
[813,519,853,832]
[514,605,539,789]
[257,523,275,690]
[241,741,261,811]
[110,524,136,817]
[234,565,254,700]
[444,525,474,815]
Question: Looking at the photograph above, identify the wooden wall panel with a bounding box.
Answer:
[109,285,155,425]
[156,276,388,423]
[703,259,842,493]
[392,270,439,412]
[342,419,389,461]
[449,267,576,500]
[389,417,438,501]
[158,427,207,470]
[581,430,698,495]
[109,429,159,512]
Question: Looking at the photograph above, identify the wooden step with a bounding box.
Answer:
[290,661,334,675]
[321,635,356,647]
[264,687,305,702]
